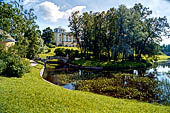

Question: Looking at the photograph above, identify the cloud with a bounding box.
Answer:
[23,0,39,5]
[36,1,86,23]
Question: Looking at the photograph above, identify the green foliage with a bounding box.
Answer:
[0,1,40,59]
[0,64,169,112]
[161,44,170,56]
[70,59,151,69]
[69,3,170,62]
[36,60,44,65]
[77,73,160,102]
[48,43,56,48]
[42,27,54,45]
[0,60,6,74]
[38,47,57,59]
[54,48,80,59]
[0,54,30,77]
[54,48,65,56]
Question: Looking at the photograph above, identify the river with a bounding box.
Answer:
[43,60,170,105]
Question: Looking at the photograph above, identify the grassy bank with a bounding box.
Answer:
[70,59,151,69]
[156,55,170,62]
[39,47,79,59]
[0,64,170,112]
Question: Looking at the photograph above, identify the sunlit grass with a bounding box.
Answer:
[46,63,60,68]
[47,59,60,62]
[39,47,79,59]
[39,47,57,59]
[156,55,170,62]
[56,47,79,50]
[0,64,170,112]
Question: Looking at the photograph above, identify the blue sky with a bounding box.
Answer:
[22,0,170,44]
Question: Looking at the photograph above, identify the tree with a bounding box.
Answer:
[0,1,40,59]
[69,11,83,55]
[132,4,170,60]
[68,3,170,62]
[103,8,117,61]
[42,27,54,45]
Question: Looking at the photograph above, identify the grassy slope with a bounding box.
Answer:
[39,47,79,59]
[0,64,170,113]
[156,54,170,62]
[39,47,57,59]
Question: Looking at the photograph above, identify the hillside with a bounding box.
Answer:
[0,64,169,113]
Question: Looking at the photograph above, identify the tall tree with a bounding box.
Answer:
[0,1,40,59]
[68,3,170,62]
[42,27,54,45]
[103,8,117,61]
[69,11,83,55]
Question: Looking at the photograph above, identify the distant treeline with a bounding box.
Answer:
[161,44,170,56]
[69,3,170,61]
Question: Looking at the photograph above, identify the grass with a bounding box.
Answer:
[47,59,60,62]
[46,63,60,69]
[55,47,79,50]
[39,47,57,59]
[39,47,79,59]
[156,54,170,62]
[0,64,170,112]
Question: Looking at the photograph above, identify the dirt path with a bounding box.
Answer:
[30,60,38,67]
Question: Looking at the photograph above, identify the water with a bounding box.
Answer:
[43,61,170,105]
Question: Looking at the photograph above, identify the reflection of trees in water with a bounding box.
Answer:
[121,74,160,102]
[44,62,170,104]
[159,79,170,105]
[158,61,170,68]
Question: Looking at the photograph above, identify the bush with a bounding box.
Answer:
[0,60,6,75]
[54,48,80,59]
[54,48,65,56]
[48,43,56,48]
[0,54,30,77]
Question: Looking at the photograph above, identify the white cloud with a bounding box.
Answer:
[36,1,86,23]
[23,0,39,5]
[63,6,86,19]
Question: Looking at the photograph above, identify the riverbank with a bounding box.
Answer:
[156,55,170,62]
[0,64,170,112]
[69,59,152,70]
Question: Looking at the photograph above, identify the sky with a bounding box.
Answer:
[21,0,170,44]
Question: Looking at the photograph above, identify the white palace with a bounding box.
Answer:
[54,27,77,47]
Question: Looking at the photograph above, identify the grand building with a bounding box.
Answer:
[54,27,77,47]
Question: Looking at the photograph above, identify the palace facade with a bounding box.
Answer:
[54,27,77,47]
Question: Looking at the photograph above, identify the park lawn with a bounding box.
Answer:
[39,47,57,59]
[0,64,170,113]
[39,47,79,59]
[156,54,170,62]
[55,46,79,50]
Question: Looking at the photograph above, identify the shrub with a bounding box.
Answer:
[54,48,80,59]
[0,54,30,77]
[0,60,6,75]
[48,43,56,48]
[54,48,65,56]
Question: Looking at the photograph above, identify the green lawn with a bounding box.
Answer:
[39,47,57,59]
[0,64,170,113]
[39,47,79,59]
[156,54,170,62]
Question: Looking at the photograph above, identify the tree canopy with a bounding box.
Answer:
[0,0,40,59]
[69,3,170,62]
[42,27,55,45]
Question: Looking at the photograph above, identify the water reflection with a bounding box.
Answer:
[43,61,170,105]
